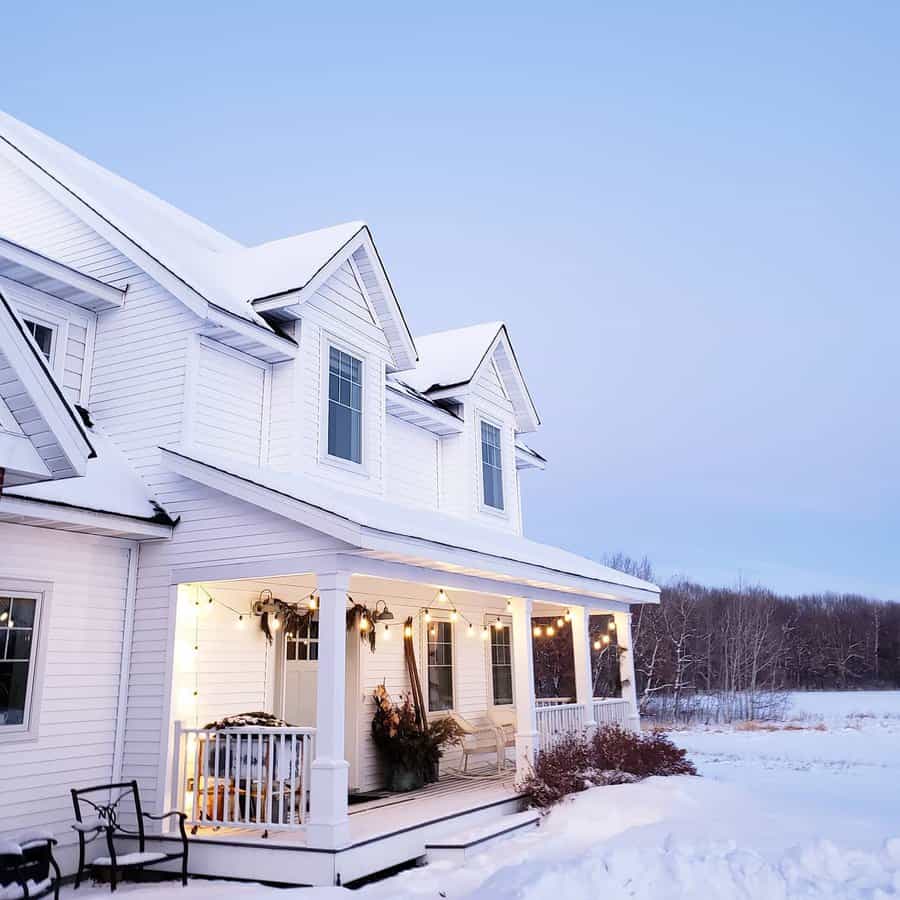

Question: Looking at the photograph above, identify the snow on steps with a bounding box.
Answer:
[424,810,540,864]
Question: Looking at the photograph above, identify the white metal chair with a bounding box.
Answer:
[486,706,517,762]
[449,712,506,774]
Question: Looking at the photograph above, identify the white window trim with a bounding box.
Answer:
[17,305,66,381]
[477,412,508,518]
[319,334,369,476]
[0,578,52,744]
[484,613,515,706]
[421,613,457,715]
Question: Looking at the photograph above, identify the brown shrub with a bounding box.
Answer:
[518,725,696,809]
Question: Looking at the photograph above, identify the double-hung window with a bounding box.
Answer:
[0,591,41,731]
[22,319,54,363]
[489,621,513,705]
[426,621,454,711]
[285,615,319,661]
[480,420,504,510]
[327,347,362,464]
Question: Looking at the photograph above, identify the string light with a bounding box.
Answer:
[430,625,437,638]
[236,615,245,629]
[556,617,565,628]
[437,589,448,604]
[602,634,611,645]
[546,625,555,637]
[360,614,370,632]
[308,594,317,611]
[564,609,572,623]
[270,614,280,632]
[424,609,432,623]
[450,609,458,622]
[593,639,602,650]
[481,626,490,641]
[404,624,413,638]
[608,620,616,631]
[383,624,391,639]
[0,610,7,622]
[467,623,475,638]
[506,598,513,612]
[494,617,504,630]
[533,625,543,637]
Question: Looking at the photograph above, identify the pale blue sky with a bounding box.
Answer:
[3,2,897,599]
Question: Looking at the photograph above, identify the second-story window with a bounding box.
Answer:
[480,420,504,510]
[22,319,54,363]
[327,346,362,464]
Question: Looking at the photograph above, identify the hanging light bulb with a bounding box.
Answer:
[608,619,616,631]
[556,617,565,628]
[450,609,458,622]
[602,634,611,645]
[271,614,281,632]
[430,625,437,638]
[403,624,413,638]
[424,609,432,623]
[564,609,572,623]
[383,624,391,639]
[546,625,555,637]
[360,614,370,632]
[506,598,513,612]
[308,594,317,611]
[437,589,448,604]
[0,610,7,622]
[533,625,543,637]
[494,617,503,630]
[481,626,490,641]
[593,639,602,651]
[467,623,475,638]
[236,614,245,629]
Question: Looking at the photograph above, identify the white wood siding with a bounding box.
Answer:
[0,524,132,846]
[193,343,269,466]
[383,417,439,509]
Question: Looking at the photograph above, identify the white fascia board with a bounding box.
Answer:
[338,554,636,612]
[515,443,546,470]
[160,447,364,547]
[0,236,126,310]
[0,296,94,472]
[0,494,173,539]
[353,530,660,606]
[385,384,464,436]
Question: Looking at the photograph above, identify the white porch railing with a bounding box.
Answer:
[172,722,315,832]
[592,698,631,727]
[535,697,575,707]
[535,702,586,751]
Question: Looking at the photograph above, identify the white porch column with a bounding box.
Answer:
[510,597,538,783]
[306,569,351,849]
[570,607,596,728]
[613,610,640,731]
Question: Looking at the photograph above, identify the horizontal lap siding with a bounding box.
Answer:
[0,524,132,845]
[384,417,439,509]
[194,345,267,466]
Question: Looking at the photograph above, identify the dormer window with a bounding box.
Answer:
[327,346,363,464]
[22,319,54,363]
[480,420,504,510]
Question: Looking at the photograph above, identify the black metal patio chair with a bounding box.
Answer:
[0,832,62,900]
[70,780,188,891]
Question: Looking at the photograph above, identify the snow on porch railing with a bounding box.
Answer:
[592,698,631,727]
[535,702,586,752]
[172,721,315,832]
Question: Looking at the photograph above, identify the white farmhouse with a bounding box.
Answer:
[0,110,659,886]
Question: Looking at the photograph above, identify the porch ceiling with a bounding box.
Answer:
[161,447,660,607]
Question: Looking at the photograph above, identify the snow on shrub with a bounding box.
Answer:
[518,725,696,809]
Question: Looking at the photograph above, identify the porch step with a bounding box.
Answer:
[424,810,540,864]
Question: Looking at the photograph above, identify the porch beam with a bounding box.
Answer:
[570,607,596,727]
[613,611,640,731]
[306,569,351,849]
[509,597,538,784]
[336,554,635,613]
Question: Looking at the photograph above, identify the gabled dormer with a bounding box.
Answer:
[402,323,541,533]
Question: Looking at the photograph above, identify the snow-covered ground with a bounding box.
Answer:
[67,691,900,899]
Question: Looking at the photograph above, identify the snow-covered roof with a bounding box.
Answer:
[162,446,659,603]
[404,322,540,433]
[222,222,366,303]
[404,322,505,393]
[8,421,173,524]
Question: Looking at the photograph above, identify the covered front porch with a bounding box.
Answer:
[162,556,641,877]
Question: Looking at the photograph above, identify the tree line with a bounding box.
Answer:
[530,553,899,720]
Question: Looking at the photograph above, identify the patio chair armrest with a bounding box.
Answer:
[142,810,186,822]
[72,821,104,834]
